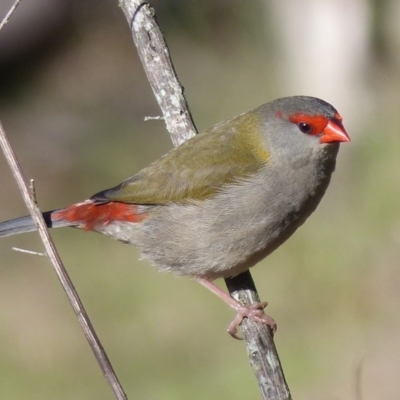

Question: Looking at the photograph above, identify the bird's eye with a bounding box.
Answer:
[297,122,312,134]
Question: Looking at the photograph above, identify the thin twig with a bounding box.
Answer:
[0,4,127,398]
[12,247,46,256]
[0,0,21,31]
[0,121,127,400]
[355,358,364,400]
[118,1,291,399]
[144,115,164,121]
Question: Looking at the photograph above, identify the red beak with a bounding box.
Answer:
[320,119,350,144]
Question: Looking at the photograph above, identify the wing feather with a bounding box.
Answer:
[92,113,268,205]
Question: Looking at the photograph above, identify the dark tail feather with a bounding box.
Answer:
[0,210,72,238]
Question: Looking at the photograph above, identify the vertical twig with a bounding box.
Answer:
[118,1,292,398]
[120,0,197,146]
[354,359,364,400]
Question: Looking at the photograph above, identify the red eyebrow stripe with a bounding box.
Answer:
[288,113,329,136]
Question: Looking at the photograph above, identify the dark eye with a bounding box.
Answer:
[297,122,312,134]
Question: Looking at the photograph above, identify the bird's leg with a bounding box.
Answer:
[195,277,277,339]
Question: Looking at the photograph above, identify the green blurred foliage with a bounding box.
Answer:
[0,1,399,399]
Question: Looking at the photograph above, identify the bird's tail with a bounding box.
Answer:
[0,210,73,238]
[0,199,147,239]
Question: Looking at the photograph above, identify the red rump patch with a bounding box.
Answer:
[53,200,147,231]
[288,113,329,136]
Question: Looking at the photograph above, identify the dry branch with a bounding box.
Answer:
[0,0,21,31]
[0,4,127,400]
[118,1,292,398]
[0,1,293,398]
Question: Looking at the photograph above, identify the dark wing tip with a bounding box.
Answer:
[90,175,140,204]
[90,188,113,204]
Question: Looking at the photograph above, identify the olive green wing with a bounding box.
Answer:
[92,114,269,204]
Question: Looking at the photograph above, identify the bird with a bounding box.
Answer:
[0,96,350,337]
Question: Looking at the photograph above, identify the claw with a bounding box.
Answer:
[227,301,277,339]
[195,277,277,339]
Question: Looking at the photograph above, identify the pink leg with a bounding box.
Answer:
[195,277,277,339]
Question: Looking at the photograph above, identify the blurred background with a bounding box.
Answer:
[0,0,399,399]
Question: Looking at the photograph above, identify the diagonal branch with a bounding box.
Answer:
[0,0,21,31]
[118,1,292,399]
[0,122,127,400]
[0,5,127,400]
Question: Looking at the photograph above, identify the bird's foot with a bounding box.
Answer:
[227,301,277,340]
[195,277,277,339]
